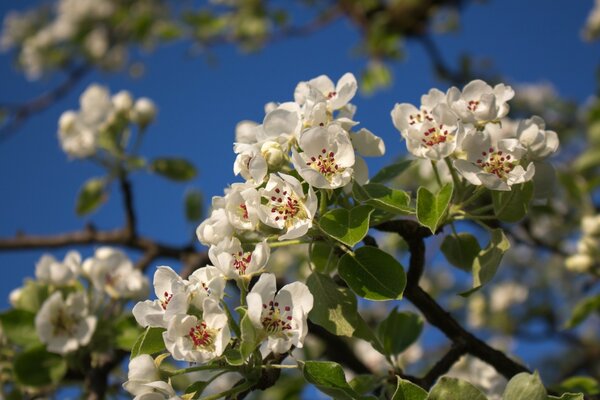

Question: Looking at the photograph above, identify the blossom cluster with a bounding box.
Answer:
[9,247,148,355]
[565,214,600,273]
[583,0,600,41]
[58,84,156,159]
[391,80,559,191]
[0,0,171,79]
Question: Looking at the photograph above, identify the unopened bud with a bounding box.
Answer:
[133,97,156,127]
[58,111,77,134]
[112,90,133,113]
[261,141,285,169]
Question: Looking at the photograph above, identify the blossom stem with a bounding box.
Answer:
[431,160,443,188]
[167,363,236,377]
[201,380,255,400]
[468,204,494,215]
[445,157,463,199]
[319,189,329,216]
[459,186,487,208]
[261,364,298,369]
[268,239,308,248]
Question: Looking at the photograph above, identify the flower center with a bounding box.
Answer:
[327,91,337,99]
[420,124,452,147]
[306,148,343,180]
[468,100,480,112]
[261,300,293,336]
[51,309,77,336]
[160,291,173,310]
[409,109,433,126]
[232,251,252,275]
[268,187,306,227]
[476,147,514,179]
[239,204,249,220]
[188,321,216,351]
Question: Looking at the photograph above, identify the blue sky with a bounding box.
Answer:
[0,1,599,379]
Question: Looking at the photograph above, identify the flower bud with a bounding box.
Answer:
[112,90,133,113]
[9,287,22,307]
[58,110,77,134]
[132,97,156,127]
[261,140,285,169]
[565,254,594,273]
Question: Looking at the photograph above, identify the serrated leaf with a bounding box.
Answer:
[417,184,453,233]
[353,183,413,215]
[302,361,375,400]
[461,229,510,296]
[0,309,40,347]
[441,233,481,272]
[151,158,197,181]
[310,241,340,274]
[184,188,204,222]
[503,372,546,400]
[427,377,487,400]
[371,160,414,184]
[338,246,406,301]
[491,182,534,222]
[319,205,374,247]
[564,294,600,329]
[130,326,166,359]
[392,376,427,400]
[13,345,67,387]
[377,310,423,356]
[76,177,106,216]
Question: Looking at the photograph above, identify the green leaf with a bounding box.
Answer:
[564,294,600,329]
[574,148,600,172]
[130,326,166,359]
[338,246,406,301]
[240,311,260,361]
[461,229,510,296]
[371,160,414,184]
[427,377,487,400]
[503,372,547,400]
[441,233,481,272]
[302,361,375,400]
[151,158,197,181]
[223,348,244,366]
[558,376,600,395]
[377,309,423,356]
[13,345,67,387]
[184,381,210,399]
[392,376,427,400]
[417,184,453,233]
[350,375,379,395]
[548,394,584,400]
[491,182,534,222]
[362,61,392,94]
[310,241,340,274]
[184,188,204,222]
[319,205,374,247]
[114,316,142,351]
[353,183,413,215]
[0,309,40,347]
[306,272,370,338]
[76,177,107,216]
[11,279,49,313]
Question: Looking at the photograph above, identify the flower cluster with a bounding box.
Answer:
[391,80,559,191]
[583,0,600,41]
[9,247,148,355]
[58,84,156,159]
[565,214,600,273]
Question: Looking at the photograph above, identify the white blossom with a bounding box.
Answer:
[35,291,97,354]
[196,207,234,247]
[516,116,559,160]
[246,273,313,355]
[35,251,81,285]
[187,266,226,309]
[447,80,514,125]
[223,183,261,231]
[294,73,358,111]
[208,237,270,280]
[133,97,157,127]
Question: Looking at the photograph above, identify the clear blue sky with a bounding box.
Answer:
[0,0,598,345]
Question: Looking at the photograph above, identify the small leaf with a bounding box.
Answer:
[371,160,414,184]
[503,372,547,400]
[11,279,49,313]
[350,375,379,395]
[548,394,584,400]
[184,381,210,399]
[441,233,481,272]
[461,229,510,296]
[76,177,107,216]
[151,158,197,181]
[184,188,204,222]
[427,377,487,400]
[392,376,427,400]
[491,182,534,222]
[310,241,340,274]
[223,348,244,366]
[302,361,374,400]
[564,294,600,329]
[130,327,166,359]
[417,184,453,233]
[377,310,423,356]
[319,205,374,247]
[0,309,40,347]
[353,183,413,215]
[115,316,142,351]
[558,376,600,395]
[239,311,260,360]
[338,246,406,301]
[13,345,67,387]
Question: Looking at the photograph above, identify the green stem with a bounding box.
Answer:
[468,204,494,215]
[167,364,234,377]
[431,160,443,188]
[238,279,249,307]
[261,364,298,369]
[460,186,487,208]
[221,300,241,338]
[267,238,308,248]
[319,189,329,216]
[201,380,255,400]
[445,157,463,200]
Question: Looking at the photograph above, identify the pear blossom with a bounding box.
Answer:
[132,97,157,127]
[208,237,270,280]
[35,291,97,354]
[123,354,181,400]
[454,126,534,191]
[392,102,463,160]
[447,80,514,125]
[262,102,301,143]
[223,183,261,231]
[82,247,149,300]
[515,116,559,160]
[246,273,313,355]
[294,73,358,111]
[132,266,189,329]
[112,90,134,113]
[58,110,98,158]
[196,207,234,246]
[258,173,318,240]
[187,266,226,309]
[291,124,355,189]
[350,128,386,158]
[235,120,260,144]
[162,298,230,363]
[233,142,268,183]
[582,215,600,236]
[583,0,600,41]
[35,250,81,285]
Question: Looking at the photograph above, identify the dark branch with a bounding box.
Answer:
[421,342,468,389]
[119,176,137,240]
